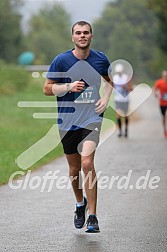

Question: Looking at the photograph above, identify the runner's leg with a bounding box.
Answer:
[66,153,83,202]
[117,114,122,137]
[160,106,167,136]
[81,140,97,215]
[125,116,129,137]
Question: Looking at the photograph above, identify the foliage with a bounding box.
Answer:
[147,48,167,79]
[0,0,24,63]
[24,3,72,64]
[92,0,158,80]
[148,0,167,53]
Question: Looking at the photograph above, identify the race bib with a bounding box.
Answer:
[162,93,167,101]
[74,86,95,103]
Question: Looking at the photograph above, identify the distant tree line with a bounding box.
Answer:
[25,3,72,64]
[0,0,167,80]
[0,0,71,65]
[0,0,24,63]
[92,0,167,80]
[148,0,167,53]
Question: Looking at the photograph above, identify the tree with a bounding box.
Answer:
[148,0,167,53]
[92,0,158,80]
[25,3,72,64]
[0,0,24,63]
[106,22,141,72]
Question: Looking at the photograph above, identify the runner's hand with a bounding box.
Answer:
[70,81,85,92]
[95,98,108,114]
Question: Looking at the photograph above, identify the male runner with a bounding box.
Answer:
[43,21,113,232]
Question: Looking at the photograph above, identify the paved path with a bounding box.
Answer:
[0,88,167,252]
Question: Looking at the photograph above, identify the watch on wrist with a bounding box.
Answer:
[66,83,71,92]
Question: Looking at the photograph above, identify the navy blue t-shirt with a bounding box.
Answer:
[47,49,110,131]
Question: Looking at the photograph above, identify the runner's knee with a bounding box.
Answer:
[82,159,94,174]
[69,166,81,177]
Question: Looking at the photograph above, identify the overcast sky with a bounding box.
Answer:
[21,0,110,31]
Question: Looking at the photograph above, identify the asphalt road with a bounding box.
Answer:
[0,88,167,252]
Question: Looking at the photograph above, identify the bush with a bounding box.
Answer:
[0,61,30,95]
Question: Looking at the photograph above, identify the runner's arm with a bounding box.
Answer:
[43,79,66,96]
[122,80,133,93]
[153,82,160,98]
[101,76,113,102]
[95,76,113,114]
[43,79,85,96]
[127,81,133,92]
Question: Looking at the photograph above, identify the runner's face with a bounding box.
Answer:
[72,25,93,49]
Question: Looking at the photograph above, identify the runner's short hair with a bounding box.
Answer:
[72,21,93,34]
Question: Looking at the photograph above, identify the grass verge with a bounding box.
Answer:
[0,76,63,185]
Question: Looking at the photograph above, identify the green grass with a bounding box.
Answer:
[0,62,30,95]
[0,74,116,185]
[0,75,63,185]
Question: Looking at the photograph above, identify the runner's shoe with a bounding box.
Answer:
[85,215,100,233]
[74,197,87,229]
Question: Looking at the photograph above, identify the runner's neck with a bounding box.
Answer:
[72,48,90,60]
